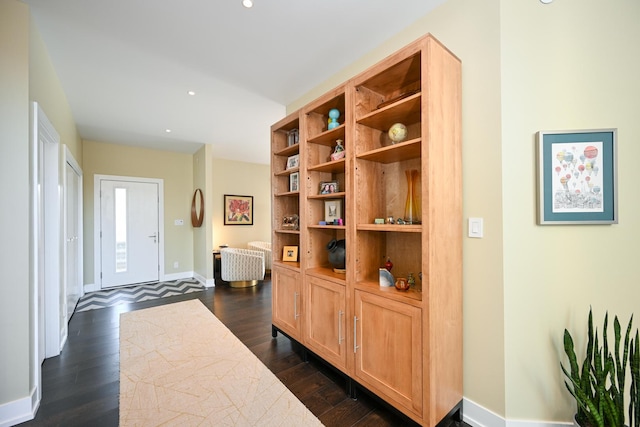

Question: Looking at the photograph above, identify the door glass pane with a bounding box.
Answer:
[115,187,127,272]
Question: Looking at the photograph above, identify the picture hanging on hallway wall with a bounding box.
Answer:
[224,195,253,225]
[536,128,617,225]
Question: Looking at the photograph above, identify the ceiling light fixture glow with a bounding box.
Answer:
[242,0,253,8]
[540,0,553,3]
[187,90,195,96]
[165,129,172,133]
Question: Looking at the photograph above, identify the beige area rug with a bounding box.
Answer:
[119,299,323,426]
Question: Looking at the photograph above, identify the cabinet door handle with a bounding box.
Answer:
[353,316,359,353]
[338,310,344,344]
[294,292,300,319]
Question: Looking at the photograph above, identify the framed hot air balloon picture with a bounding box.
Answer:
[537,129,617,225]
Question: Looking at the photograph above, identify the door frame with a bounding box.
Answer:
[30,102,62,412]
[93,174,165,288]
[63,145,83,315]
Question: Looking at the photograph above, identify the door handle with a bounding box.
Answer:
[148,233,157,243]
[353,316,359,353]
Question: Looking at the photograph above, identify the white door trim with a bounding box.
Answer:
[93,174,165,288]
[30,102,62,419]
[63,145,83,314]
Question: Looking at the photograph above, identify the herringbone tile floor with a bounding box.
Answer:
[75,278,204,312]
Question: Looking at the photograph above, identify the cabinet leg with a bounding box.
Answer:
[271,325,278,338]
[347,378,357,400]
[453,403,463,422]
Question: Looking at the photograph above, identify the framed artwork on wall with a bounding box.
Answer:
[224,194,253,225]
[536,129,617,225]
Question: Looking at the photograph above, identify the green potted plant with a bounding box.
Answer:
[561,308,639,427]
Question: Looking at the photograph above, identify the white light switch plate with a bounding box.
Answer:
[468,217,483,238]
[175,219,184,226]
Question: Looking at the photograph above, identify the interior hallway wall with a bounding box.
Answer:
[211,158,272,250]
[82,140,194,285]
[0,0,32,409]
[500,0,640,421]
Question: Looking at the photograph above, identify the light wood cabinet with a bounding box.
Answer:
[271,34,462,426]
[354,291,422,418]
[304,275,347,371]
[271,266,302,340]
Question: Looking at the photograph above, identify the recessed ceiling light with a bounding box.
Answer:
[242,0,253,8]
[540,0,553,3]
[187,90,195,96]
[165,129,172,133]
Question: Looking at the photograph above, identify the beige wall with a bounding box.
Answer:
[193,144,214,282]
[501,0,640,421]
[211,158,272,249]
[29,20,82,162]
[0,0,31,406]
[289,0,640,423]
[82,140,194,283]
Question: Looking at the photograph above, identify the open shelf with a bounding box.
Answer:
[307,124,346,147]
[355,281,422,305]
[356,93,421,130]
[306,267,347,284]
[274,144,300,157]
[307,158,346,174]
[356,138,421,164]
[356,224,421,233]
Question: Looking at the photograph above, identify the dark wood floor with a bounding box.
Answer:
[19,278,467,427]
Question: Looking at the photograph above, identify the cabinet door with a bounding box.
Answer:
[272,267,301,339]
[354,290,423,418]
[304,276,347,370]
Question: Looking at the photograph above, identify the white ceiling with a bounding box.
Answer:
[24,0,446,164]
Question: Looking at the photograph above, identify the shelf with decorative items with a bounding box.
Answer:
[352,43,424,305]
[302,85,349,284]
[271,111,302,271]
[271,34,462,426]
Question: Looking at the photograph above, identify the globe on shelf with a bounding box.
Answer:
[388,123,408,144]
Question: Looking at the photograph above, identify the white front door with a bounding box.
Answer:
[99,179,160,288]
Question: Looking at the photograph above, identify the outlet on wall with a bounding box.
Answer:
[173,261,179,269]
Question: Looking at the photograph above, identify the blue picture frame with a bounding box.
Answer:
[537,129,617,225]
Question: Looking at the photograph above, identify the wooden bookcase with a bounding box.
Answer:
[270,34,462,426]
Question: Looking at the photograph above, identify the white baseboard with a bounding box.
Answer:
[0,387,38,427]
[463,398,573,427]
[163,271,194,282]
[84,282,99,293]
[192,272,215,288]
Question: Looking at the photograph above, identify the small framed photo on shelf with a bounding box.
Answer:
[537,128,617,225]
[289,172,300,192]
[286,154,300,170]
[324,200,342,224]
[282,245,298,262]
[287,129,299,147]
[319,181,339,194]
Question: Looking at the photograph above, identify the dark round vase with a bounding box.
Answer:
[326,239,346,269]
